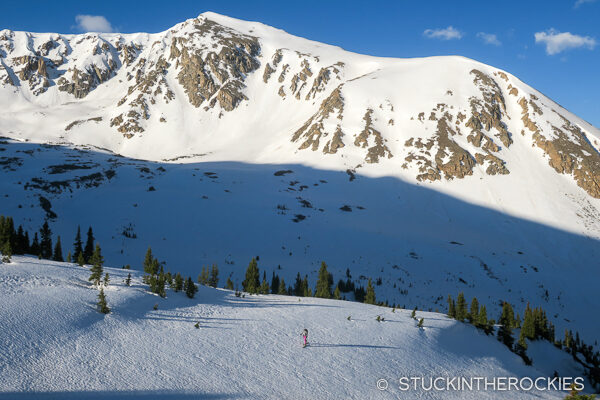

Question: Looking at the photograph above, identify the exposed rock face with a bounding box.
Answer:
[292,85,345,153]
[170,18,260,111]
[354,109,393,163]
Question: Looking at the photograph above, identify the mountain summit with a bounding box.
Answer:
[0,12,599,197]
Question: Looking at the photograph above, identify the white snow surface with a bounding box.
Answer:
[0,256,589,399]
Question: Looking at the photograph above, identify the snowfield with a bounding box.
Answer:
[0,256,590,399]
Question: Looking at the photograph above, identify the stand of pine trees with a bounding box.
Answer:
[447,292,600,389]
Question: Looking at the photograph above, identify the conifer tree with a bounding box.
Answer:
[225,277,234,290]
[260,278,270,294]
[30,232,40,256]
[278,278,287,295]
[498,301,515,348]
[522,304,535,340]
[185,277,198,298]
[39,221,52,259]
[173,273,184,292]
[478,305,491,334]
[469,297,479,324]
[1,241,11,263]
[83,227,94,263]
[333,285,341,300]
[270,272,280,294]
[456,292,467,321]
[302,275,310,297]
[209,264,219,288]
[125,273,132,286]
[515,328,531,365]
[97,288,110,314]
[447,294,456,319]
[52,236,63,262]
[315,261,332,298]
[364,278,376,305]
[411,307,417,320]
[77,252,85,267]
[418,318,424,328]
[67,251,72,263]
[103,272,110,287]
[293,272,304,296]
[90,243,104,267]
[72,226,83,261]
[89,261,103,286]
[15,225,27,254]
[242,258,260,294]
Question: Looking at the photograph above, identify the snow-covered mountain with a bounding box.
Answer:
[0,257,590,399]
[1,12,600,348]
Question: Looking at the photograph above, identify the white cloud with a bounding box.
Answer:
[74,15,114,33]
[476,32,501,46]
[534,29,596,55]
[574,0,597,8]
[423,26,463,41]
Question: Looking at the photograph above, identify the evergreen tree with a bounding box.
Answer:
[83,227,94,263]
[77,252,85,267]
[15,225,26,254]
[521,304,535,340]
[315,261,332,298]
[173,273,184,292]
[30,232,40,256]
[260,278,270,294]
[456,292,467,321]
[447,294,456,319]
[143,247,155,275]
[39,221,52,259]
[333,285,341,300]
[72,226,83,261]
[52,236,64,262]
[103,272,109,287]
[242,258,260,294]
[67,251,72,263]
[418,318,424,328]
[270,272,280,294]
[498,301,515,348]
[411,307,417,320]
[125,273,132,286]
[21,230,30,255]
[469,297,479,324]
[278,278,287,295]
[185,277,198,298]
[515,328,531,365]
[1,241,11,263]
[293,272,304,296]
[302,275,310,297]
[225,277,234,290]
[209,264,219,288]
[89,243,104,267]
[97,288,110,314]
[89,261,103,286]
[364,278,376,305]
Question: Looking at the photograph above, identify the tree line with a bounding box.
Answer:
[447,292,600,392]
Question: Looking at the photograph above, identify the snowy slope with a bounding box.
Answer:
[0,256,590,399]
[1,12,600,355]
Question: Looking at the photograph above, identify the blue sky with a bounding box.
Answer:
[1,0,598,127]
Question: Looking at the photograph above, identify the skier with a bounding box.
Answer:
[301,328,308,348]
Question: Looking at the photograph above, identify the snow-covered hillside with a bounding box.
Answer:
[1,11,600,372]
[0,256,590,399]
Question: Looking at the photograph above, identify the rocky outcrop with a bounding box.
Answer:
[292,85,345,153]
[169,18,259,112]
[354,109,393,163]
[468,69,512,148]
